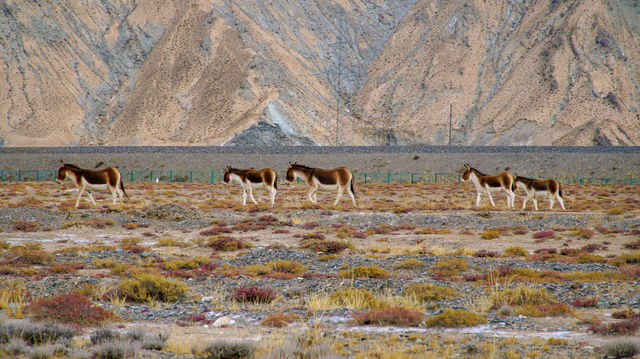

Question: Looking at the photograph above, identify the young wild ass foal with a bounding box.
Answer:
[514,175,565,210]
[56,162,127,208]
[223,167,278,206]
[285,163,356,206]
[461,164,516,209]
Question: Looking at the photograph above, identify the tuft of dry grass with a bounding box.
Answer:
[339,265,389,279]
[424,309,486,328]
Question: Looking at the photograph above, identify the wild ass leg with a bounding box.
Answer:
[503,188,515,209]
[269,186,276,207]
[241,184,248,206]
[116,182,125,201]
[109,186,118,205]
[307,183,317,204]
[484,186,496,207]
[333,186,344,206]
[509,191,516,209]
[75,185,85,208]
[548,193,555,210]
[75,185,96,208]
[532,196,538,211]
[347,183,356,206]
[556,193,565,210]
[522,192,530,210]
[247,185,258,205]
[475,191,482,207]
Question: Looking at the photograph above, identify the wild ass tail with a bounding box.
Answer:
[350,177,356,198]
[120,177,129,198]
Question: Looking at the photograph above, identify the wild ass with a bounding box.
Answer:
[223,167,278,206]
[461,164,516,209]
[514,175,565,210]
[56,162,127,208]
[285,163,356,206]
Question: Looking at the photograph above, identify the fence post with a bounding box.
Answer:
[434,173,437,183]
[190,171,193,183]
[458,175,461,183]
[150,171,153,182]
[364,173,367,184]
[387,173,391,184]
[130,171,133,182]
[18,170,21,181]
[1,170,3,181]
[411,173,414,184]
[211,171,214,184]
[36,170,39,181]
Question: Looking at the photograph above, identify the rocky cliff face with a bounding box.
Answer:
[0,0,638,146]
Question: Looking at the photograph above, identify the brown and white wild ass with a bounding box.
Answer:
[56,162,127,208]
[285,163,356,206]
[461,164,516,209]
[223,167,278,206]
[514,175,565,210]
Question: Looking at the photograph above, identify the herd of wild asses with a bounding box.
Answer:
[55,161,565,211]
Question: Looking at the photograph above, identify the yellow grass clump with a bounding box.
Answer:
[424,309,487,327]
[119,272,188,303]
[503,246,529,257]
[339,265,389,279]
[394,258,426,269]
[431,257,467,277]
[404,283,460,303]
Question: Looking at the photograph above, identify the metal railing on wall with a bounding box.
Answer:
[0,169,638,185]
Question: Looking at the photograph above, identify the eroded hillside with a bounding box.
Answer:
[0,0,638,146]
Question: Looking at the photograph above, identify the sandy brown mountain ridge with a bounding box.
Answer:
[0,0,639,146]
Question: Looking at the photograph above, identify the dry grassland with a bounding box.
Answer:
[0,180,639,358]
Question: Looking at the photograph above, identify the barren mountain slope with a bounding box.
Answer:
[0,0,638,146]
[353,0,640,145]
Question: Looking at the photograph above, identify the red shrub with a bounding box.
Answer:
[200,226,233,236]
[560,248,583,256]
[209,236,250,251]
[370,225,392,234]
[620,265,640,280]
[611,309,640,320]
[534,248,558,254]
[589,319,640,336]
[302,222,320,230]
[257,215,278,223]
[13,220,41,232]
[303,240,349,254]
[181,312,213,325]
[581,244,605,253]
[231,286,276,304]
[272,229,290,234]
[27,291,117,326]
[570,296,598,308]
[624,241,640,250]
[532,230,555,240]
[473,250,500,258]
[352,231,368,239]
[352,307,424,327]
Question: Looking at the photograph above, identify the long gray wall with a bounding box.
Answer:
[0,146,639,178]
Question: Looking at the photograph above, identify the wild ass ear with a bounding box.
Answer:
[463,164,470,170]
